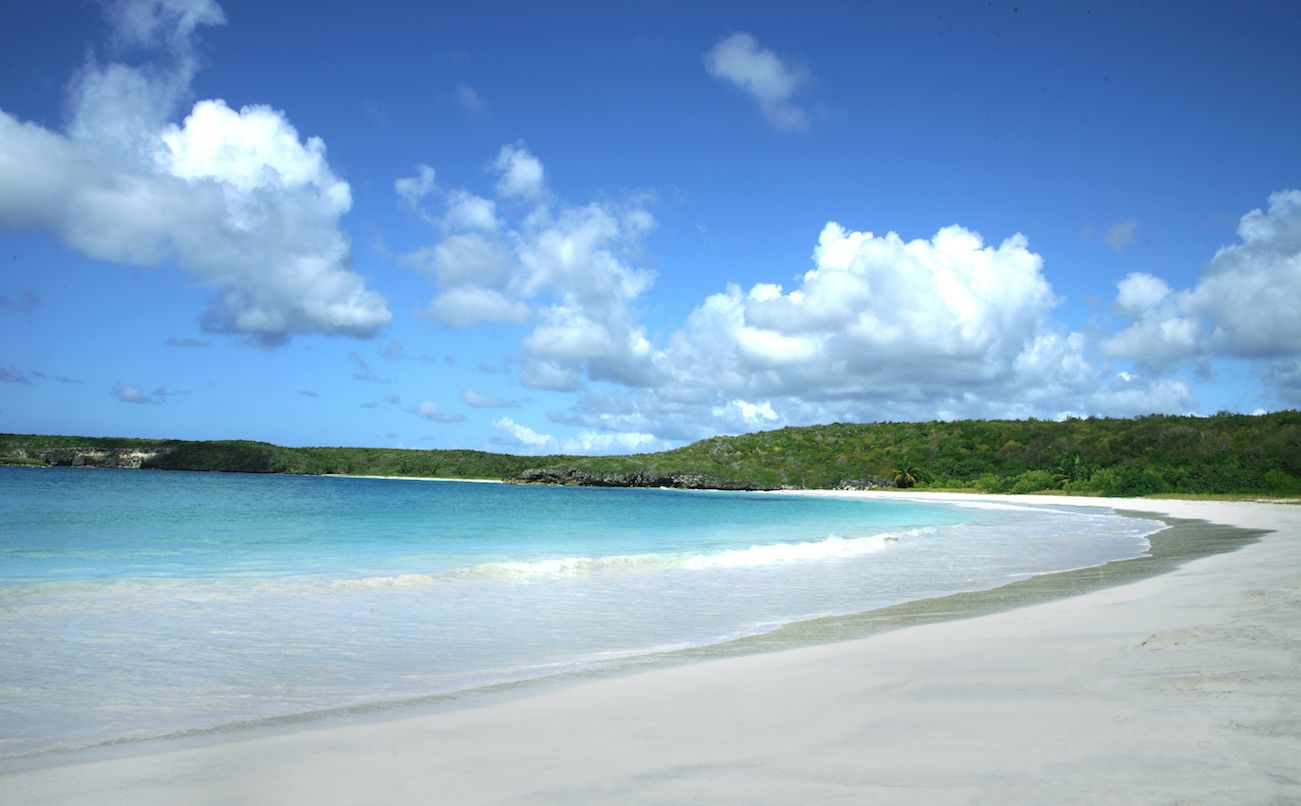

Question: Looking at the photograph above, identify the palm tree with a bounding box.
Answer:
[1052,454,1084,489]
[890,463,922,489]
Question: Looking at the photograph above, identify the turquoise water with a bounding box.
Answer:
[0,467,1162,758]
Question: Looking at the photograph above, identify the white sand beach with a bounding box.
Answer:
[5,494,1298,805]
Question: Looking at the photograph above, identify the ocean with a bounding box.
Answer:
[0,466,1163,759]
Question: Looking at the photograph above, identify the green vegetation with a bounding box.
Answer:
[0,437,547,478]
[3,410,1300,498]
[888,462,924,489]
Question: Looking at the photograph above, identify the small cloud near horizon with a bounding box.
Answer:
[410,400,466,422]
[461,388,516,408]
[111,382,163,404]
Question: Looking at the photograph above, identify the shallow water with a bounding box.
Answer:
[0,467,1162,758]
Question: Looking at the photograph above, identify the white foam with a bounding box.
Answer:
[468,553,683,577]
[488,557,596,575]
[940,499,1072,514]
[683,530,914,569]
[457,530,920,578]
[329,573,441,589]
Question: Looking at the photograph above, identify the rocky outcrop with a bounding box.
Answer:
[833,477,895,491]
[506,467,896,491]
[505,467,797,491]
[4,446,175,469]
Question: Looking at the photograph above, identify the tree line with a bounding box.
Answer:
[3,410,1299,497]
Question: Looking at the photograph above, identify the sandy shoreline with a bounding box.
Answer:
[4,493,1298,804]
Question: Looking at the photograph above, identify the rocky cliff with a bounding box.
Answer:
[505,467,790,490]
[504,467,889,491]
[3,446,175,469]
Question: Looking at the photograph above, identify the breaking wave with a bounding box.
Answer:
[682,529,920,569]
[460,528,923,579]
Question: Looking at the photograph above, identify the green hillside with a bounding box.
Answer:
[3,410,1299,497]
[517,411,1301,496]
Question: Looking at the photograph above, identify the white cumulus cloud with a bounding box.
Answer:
[105,0,226,53]
[490,416,661,456]
[1086,373,1197,418]
[399,175,1301,441]
[1101,190,1301,402]
[548,221,1114,442]
[0,0,390,347]
[395,163,436,207]
[491,416,557,451]
[493,142,546,200]
[398,145,658,391]
[669,223,1083,404]
[425,285,530,329]
[1194,190,1301,360]
[1099,272,1204,373]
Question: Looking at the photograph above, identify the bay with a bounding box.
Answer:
[0,466,1161,758]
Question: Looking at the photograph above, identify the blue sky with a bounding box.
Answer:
[2,0,1299,453]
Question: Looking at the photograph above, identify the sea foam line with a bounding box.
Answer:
[459,528,923,579]
[682,529,922,569]
[7,527,927,600]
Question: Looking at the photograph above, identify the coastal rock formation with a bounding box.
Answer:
[506,467,894,491]
[834,477,895,491]
[3,446,175,468]
[505,467,781,490]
